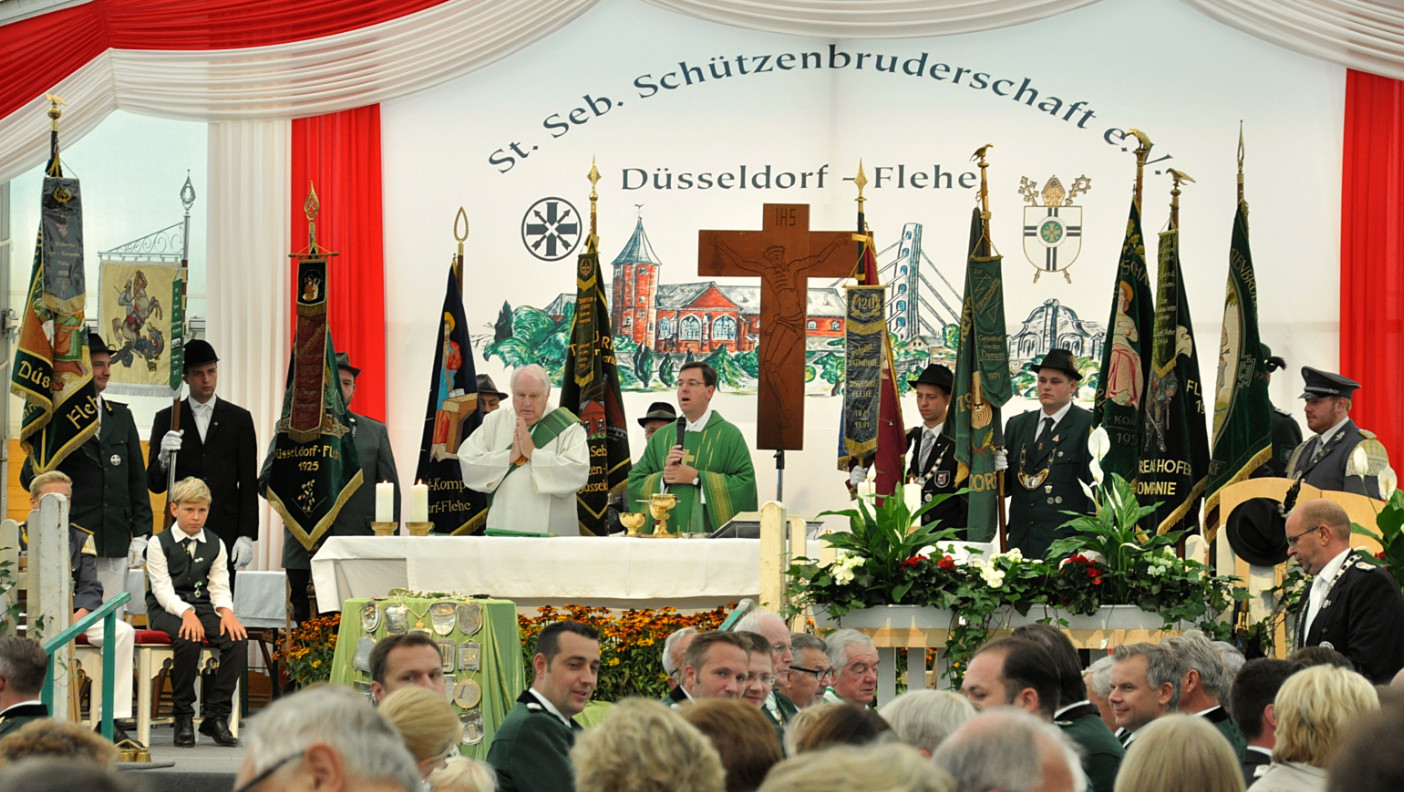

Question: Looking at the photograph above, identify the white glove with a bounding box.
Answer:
[158,430,184,469]
[994,449,1009,472]
[127,536,148,569]
[848,466,868,488]
[231,536,255,570]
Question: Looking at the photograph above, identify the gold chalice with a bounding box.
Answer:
[619,512,646,537]
[648,493,678,538]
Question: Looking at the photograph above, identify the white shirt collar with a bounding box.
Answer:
[1315,548,1351,584]
[924,421,945,436]
[174,528,208,544]
[685,408,713,433]
[528,688,572,727]
[1054,699,1090,718]
[0,699,43,718]
[190,394,218,412]
[1043,400,1073,425]
[1193,705,1223,719]
[1317,415,1349,446]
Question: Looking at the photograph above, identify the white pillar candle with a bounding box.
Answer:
[411,481,430,523]
[375,482,394,523]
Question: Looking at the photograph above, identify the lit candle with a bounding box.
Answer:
[375,482,394,523]
[411,481,429,523]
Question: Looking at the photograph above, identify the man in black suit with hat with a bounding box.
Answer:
[903,364,967,533]
[1287,367,1389,498]
[147,339,259,584]
[1261,345,1302,477]
[637,401,677,443]
[477,373,508,416]
[998,349,1094,558]
[20,331,152,619]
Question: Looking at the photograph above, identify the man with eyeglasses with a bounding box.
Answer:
[823,629,879,706]
[781,633,831,708]
[1286,498,1404,683]
[627,361,757,534]
[736,610,799,728]
[234,685,421,792]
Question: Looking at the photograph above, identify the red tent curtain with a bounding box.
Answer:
[1341,69,1404,469]
[291,105,386,422]
[0,0,450,121]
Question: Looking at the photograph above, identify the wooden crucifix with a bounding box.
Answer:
[698,204,858,450]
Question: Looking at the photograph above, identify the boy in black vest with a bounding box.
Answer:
[145,476,247,747]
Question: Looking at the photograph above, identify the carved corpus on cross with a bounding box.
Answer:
[698,204,858,450]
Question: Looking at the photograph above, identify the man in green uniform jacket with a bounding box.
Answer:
[488,621,601,792]
[1166,631,1247,760]
[20,332,152,617]
[0,637,49,740]
[999,349,1094,559]
[627,362,757,534]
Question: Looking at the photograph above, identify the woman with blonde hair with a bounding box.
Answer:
[379,685,463,780]
[571,697,725,792]
[1114,714,1243,792]
[1248,665,1378,792]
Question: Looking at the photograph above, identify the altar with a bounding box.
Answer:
[310,535,766,611]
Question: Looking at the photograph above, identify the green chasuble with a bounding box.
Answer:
[626,410,757,533]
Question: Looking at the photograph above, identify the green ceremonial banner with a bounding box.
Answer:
[1204,197,1272,539]
[1092,200,1154,481]
[949,207,1010,541]
[559,234,631,536]
[1138,227,1209,535]
[839,284,885,466]
[11,162,99,474]
[168,264,186,391]
[266,255,363,551]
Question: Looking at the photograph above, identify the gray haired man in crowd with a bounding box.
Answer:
[935,708,1083,792]
[235,685,421,792]
[1165,630,1246,760]
[823,629,878,706]
[1108,643,1182,748]
[735,610,799,726]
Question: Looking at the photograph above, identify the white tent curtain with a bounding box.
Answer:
[206,118,291,571]
[2,0,1402,183]
[1181,0,1404,81]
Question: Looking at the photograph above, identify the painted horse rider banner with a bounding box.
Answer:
[376,0,1342,521]
[98,260,179,395]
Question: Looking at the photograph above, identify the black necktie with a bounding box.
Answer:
[182,537,196,558]
[1036,417,1054,445]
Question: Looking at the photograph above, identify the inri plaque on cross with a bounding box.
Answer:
[698,204,859,450]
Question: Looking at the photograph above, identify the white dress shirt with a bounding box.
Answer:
[1304,548,1351,637]
[190,395,218,442]
[145,527,234,617]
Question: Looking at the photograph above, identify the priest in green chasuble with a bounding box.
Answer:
[627,361,757,533]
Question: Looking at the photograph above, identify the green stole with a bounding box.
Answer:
[488,407,580,506]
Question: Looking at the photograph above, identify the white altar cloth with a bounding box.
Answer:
[311,536,764,611]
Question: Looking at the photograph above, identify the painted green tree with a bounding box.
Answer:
[483,303,572,381]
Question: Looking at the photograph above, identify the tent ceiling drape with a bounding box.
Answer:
[1,0,1402,182]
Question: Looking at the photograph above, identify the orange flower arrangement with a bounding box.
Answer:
[518,604,731,701]
[275,613,341,687]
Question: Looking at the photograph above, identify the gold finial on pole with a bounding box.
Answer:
[46,94,65,127]
[304,182,321,253]
[1236,122,1245,203]
[855,160,868,218]
[1128,128,1153,209]
[454,207,469,255]
[1167,168,1193,230]
[971,144,994,220]
[45,94,67,175]
[587,157,601,244]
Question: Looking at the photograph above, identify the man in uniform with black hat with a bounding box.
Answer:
[148,339,260,584]
[477,373,508,416]
[1262,345,1302,477]
[903,364,967,532]
[1287,367,1389,498]
[998,349,1094,558]
[21,331,152,618]
[259,353,400,621]
[637,401,677,444]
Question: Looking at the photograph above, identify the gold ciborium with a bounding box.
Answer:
[648,493,678,538]
[619,512,646,537]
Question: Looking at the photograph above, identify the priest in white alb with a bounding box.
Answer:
[458,364,589,535]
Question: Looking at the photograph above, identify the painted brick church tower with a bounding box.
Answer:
[610,214,662,349]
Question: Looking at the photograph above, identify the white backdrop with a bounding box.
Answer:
[381,0,1343,523]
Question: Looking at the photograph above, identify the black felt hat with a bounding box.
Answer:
[637,401,677,428]
[87,331,111,357]
[182,339,219,370]
[335,352,361,378]
[1261,343,1286,373]
[1299,367,1359,399]
[908,364,954,394]
[1225,497,1289,566]
[476,373,508,400]
[1028,348,1081,380]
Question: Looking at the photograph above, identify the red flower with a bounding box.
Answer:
[1087,567,1104,585]
[1377,551,1388,560]
[903,555,929,568]
[938,555,957,571]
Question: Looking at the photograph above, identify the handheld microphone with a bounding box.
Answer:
[667,415,689,493]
